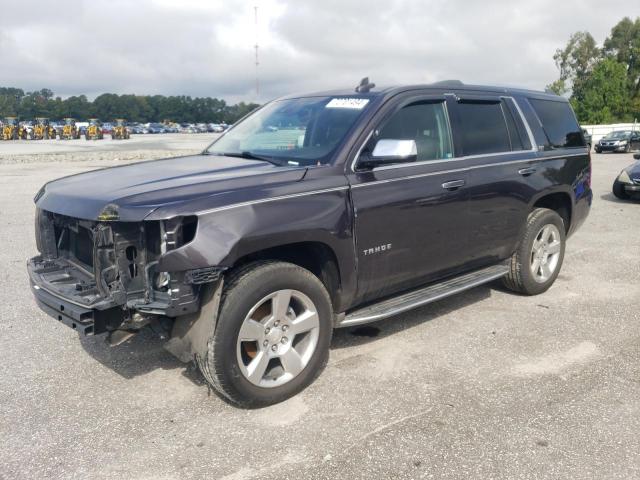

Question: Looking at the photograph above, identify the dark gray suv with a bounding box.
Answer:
[28,80,592,406]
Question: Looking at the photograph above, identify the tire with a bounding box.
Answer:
[595,148,601,154]
[503,208,566,295]
[197,261,333,407]
[625,143,631,153]
[613,181,629,200]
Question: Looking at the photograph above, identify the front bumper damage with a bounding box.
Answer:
[28,208,224,350]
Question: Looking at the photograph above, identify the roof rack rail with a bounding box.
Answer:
[431,80,464,86]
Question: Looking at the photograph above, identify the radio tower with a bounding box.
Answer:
[254,5,259,97]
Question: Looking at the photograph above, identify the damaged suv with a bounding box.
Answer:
[29,79,592,406]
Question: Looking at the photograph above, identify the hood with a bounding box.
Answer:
[36,154,307,221]
[602,134,629,141]
[625,161,640,178]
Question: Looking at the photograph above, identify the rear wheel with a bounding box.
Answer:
[503,208,566,295]
[197,261,333,407]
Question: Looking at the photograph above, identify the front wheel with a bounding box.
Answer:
[503,208,566,295]
[613,181,629,200]
[197,261,333,407]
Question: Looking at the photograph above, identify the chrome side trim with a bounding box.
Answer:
[371,148,535,171]
[195,186,349,215]
[350,129,374,172]
[350,154,585,189]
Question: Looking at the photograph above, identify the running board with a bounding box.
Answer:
[338,263,509,328]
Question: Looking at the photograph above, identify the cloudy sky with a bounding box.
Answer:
[1,0,639,103]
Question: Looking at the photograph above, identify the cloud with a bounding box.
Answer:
[0,0,638,103]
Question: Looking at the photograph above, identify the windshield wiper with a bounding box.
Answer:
[219,151,284,166]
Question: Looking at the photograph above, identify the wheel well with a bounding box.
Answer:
[232,242,342,309]
[533,193,572,233]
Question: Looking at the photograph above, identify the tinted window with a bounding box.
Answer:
[503,99,532,151]
[456,101,511,155]
[376,101,453,162]
[528,98,585,149]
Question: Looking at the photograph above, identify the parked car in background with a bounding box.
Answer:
[612,152,640,200]
[127,123,144,134]
[582,128,592,151]
[28,80,591,406]
[595,130,640,153]
[209,123,225,133]
[146,123,166,134]
[101,123,114,135]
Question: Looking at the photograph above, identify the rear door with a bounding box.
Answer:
[348,95,471,304]
[448,95,537,266]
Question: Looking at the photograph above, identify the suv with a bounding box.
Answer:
[28,79,592,406]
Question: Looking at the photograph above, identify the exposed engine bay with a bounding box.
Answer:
[28,208,220,339]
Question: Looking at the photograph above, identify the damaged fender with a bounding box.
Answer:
[163,279,224,363]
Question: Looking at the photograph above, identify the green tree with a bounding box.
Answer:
[571,58,629,123]
[0,86,258,123]
[553,31,601,94]
[604,17,640,100]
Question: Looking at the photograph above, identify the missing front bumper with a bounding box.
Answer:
[30,281,125,335]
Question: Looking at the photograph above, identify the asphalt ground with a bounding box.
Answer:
[0,145,639,479]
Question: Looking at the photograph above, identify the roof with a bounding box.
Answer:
[279,80,562,102]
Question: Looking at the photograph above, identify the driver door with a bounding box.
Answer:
[348,96,471,304]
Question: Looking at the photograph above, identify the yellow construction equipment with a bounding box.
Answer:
[111,119,130,140]
[30,118,56,140]
[2,117,27,140]
[60,118,81,140]
[85,118,103,140]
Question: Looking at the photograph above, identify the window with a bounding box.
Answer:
[528,98,585,149]
[207,96,371,166]
[502,99,531,151]
[456,101,511,156]
[376,101,453,162]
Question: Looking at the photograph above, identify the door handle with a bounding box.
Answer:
[442,179,465,190]
[518,167,537,176]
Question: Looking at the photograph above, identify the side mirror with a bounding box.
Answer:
[360,139,417,168]
[634,153,640,160]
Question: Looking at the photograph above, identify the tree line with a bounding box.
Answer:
[0,87,260,124]
[548,17,640,124]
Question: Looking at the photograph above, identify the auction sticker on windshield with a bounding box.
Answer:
[325,98,370,109]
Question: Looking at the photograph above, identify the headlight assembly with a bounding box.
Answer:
[618,170,632,183]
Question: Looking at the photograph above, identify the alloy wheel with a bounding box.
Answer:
[236,289,320,388]
[530,224,562,283]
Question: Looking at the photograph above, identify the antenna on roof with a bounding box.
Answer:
[356,77,375,93]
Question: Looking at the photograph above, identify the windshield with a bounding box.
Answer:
[206,96,372,166]
[607,131,632,139]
